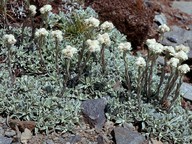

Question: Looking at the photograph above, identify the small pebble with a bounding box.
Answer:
[5,130,16,137]
[0,127,5,136]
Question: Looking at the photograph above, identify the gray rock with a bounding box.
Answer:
[160,25,192,58]
[0,127,4,136]
[154,13,167,25]
[0,136,13,144]
[46,139,54,144]
[180,82,192,101]
[156,56,165,65]
[0,117,6,123]
[5,130,16,137]
[68,135,81,144]
[114,127,146,144]
[172,1,192,15]
[97,135,104,144]
[81,98,107,129]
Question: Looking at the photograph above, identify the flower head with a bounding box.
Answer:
[51,30,63,42]
[97,33,111,46]
[178,64,190,74]
[62,45,77,59]
[118,42,132,52]
[163,46,176,55]
[35,28,49,37]
[146,39,156,47]
[100,21,114,30]
[158,24,170,33]
[175,44,190,53]
[84,17,100,27]
[4,34,17,45]
[40,4,52,14]
[136,57,146,67]
[86,39,100,52]
[167,57,180,68]
[29,5,37,16]
[148,42,164,54]
[174,51,188,61]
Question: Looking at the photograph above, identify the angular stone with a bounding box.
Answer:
[114,127,146,144]
[172,1,192,15]
[180,82,192,101]
[5,130,16,137]
[68,135,81,144]
[0,136,13,144]
[0,127,4,136]
[8,119,36,132]
[154,13,167,25]
[160,25,192,58]
[81,98,107,129]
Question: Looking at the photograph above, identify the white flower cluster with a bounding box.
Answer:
[4,34,17,45]
[84,17,100,27]
[62,45,77,59]
[100,21,114,30]
[86,39,100,52]
[158,24,170,33]
[146,39,163,54]
[97,33,111,46]
[51,30,63,42]
[178,64,190,74]
[167,57,180,68]
[136,57,146,67]
[163,46,176,55]
[118,42,132,52]
[174,50,188,61]
[175,44,190,53]
[29,5,37,16]
[35,28,49,37]
[40,4,52,14]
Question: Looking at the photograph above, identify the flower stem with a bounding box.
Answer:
[161,69,178,104]
[155,55,168,98]
[100,45,106,74]
[147,55,156,98]
[7,44,13,86]
[167,75,182,112]
[137,67,142,110]
[123,52,131,94]
[55,39,59,74]
[38,36,45,69]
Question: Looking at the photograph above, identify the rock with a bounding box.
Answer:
[114,127,146,144]
[156,56,165,65]
[0,117,6,124]
[5,130,16,137]
[180,82,192,101]
[85,0,155,49]
[46,139,55,144]
[160,25,192,58]
[172,1,192,15]
[97,135,104,144]
[0,136,13,144]
[81,98,107,129]
[154,13,167,25]
[68,135,81,144]
[0,127,4,136]
[8,119,36,132]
